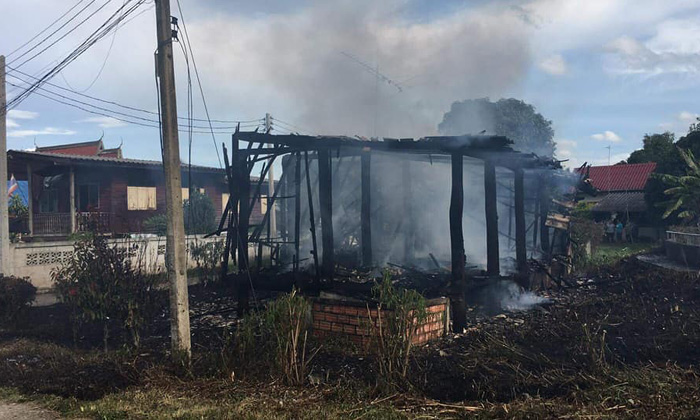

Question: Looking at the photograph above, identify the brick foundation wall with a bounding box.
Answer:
[312,297,449,347]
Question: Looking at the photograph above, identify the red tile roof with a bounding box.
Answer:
[36,140,104,156]
[576,162,657,192]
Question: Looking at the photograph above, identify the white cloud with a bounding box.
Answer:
[538,54,567,75]
[79,117,127,128]
[557,139,577,148]
[8,127,76,138]
[7,110,38,120]
[678,111,698,124]
[6,119,19,128]
[591,131,622,142]
[605,18,700,76]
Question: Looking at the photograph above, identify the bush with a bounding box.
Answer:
[52,235,162,350]
[190,240,224,285]
[0,276,36,325]
[223,290,316,385]
[184,188,217,235]
[369,272,427,387]
[570,217,604,271]
[143,214,167,236]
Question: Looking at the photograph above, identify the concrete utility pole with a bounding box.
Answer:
[154,0,190,358]
[265,113,276,241]
[0,56,11,275]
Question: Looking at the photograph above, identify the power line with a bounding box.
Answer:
[8,65,262,125]
[7,0,88,57]
[174,0,222,167]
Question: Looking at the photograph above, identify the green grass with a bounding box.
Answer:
[585,242,657,268]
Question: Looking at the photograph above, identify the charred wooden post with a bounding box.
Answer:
[317,148,334,280]
[237,137,251,314]
[449,153,467,333]
[360,147,372,266]
[293,152,302,274]
[539,174,551,257]
[402,159,415,263]
[304,151,320,281]
[514,168,527,274]
[484,160,500,277]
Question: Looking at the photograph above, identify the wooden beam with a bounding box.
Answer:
[484,160,499,277]
[514,168,526,273]
[294,153,302,274]
[237,138,251,315]
[402,159,414,263]
[303,151,320,281]
[539,175,550,256]
[360,148,372,266]
[317,148,334,280]
[449,153,467,333]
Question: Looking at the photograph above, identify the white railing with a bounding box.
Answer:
[667,231,700,247]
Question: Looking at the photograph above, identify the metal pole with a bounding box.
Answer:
[154,0,190,358]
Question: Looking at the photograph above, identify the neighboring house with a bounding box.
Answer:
[7,140,267,239]
[575,162,657,221]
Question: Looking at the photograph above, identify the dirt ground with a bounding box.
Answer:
[0,255,698,418]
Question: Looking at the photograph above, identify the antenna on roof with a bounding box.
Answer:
[33,138,38,150]
[118,138,123,149]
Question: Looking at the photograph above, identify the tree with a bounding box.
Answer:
[183,188,217,235]
[438,98,555,156]
[659,148,700,225]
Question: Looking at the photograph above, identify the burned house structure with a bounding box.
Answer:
[215,129,561,331]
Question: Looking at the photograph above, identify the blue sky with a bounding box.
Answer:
[2,0,700,170]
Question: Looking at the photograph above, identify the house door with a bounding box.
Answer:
[78,183,99,211]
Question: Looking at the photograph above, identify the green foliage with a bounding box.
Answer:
[659,148,700,224]
[570,217,604,271]
[0,276,36,325]
[190,240,225,285]
[369,272,427,387]
[143,214,167,236]
[8,194,27,218]
[438,97,555,156]
[184,188,217,235]
[51,236,162,350]
[223,289,316,385]
[571,202,596,220]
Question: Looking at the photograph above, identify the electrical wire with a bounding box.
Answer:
[174,0,222,168]
[7,0,88,57]
[8,66,262,125]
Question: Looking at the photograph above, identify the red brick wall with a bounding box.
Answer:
[312,298,448,347]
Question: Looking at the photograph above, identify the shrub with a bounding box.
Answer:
[570,217,604,271]
[0,276,36,325]
[52,235,162,350]
[369,272,427,387]
[190,240,224,285]
[223,289,316,385]
[184,188,217,235]
[143,214,167,236]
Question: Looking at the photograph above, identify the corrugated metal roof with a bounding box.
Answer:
[592,192,648,213]
[8,150,225,174]
[576,162,656,192]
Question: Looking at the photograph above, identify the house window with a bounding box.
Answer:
[222,192,229,213]
[39,189,59,213]
[78,184,99,211]
[127,186,157,210]
[182,187,205,203]
[260,195,268,214]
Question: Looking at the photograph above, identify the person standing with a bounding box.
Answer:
[605,220,615,243]
[615,220,624,243]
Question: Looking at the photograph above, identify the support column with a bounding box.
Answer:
[449,153,466,333]
[237,141,251,314]
[293,153,301,273]
[484,160,499,277]
[539,175,551,256]
[317,148,334,279]
[360,147,372,266]
[514,168,526,274]
[26,164,33,236]
[69,166,76,233]
[0,56,10,274]
[402,159,414,263]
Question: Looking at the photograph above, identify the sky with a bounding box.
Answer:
[2,0,700,170]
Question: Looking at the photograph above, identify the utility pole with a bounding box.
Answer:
[0,56,11,276]
[154,0,190,359]
[265,113,276,242]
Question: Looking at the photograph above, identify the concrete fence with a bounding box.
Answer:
[10,235,226,290]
